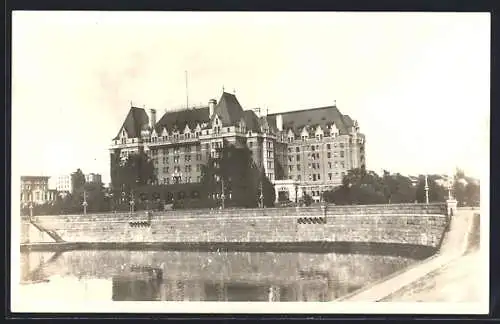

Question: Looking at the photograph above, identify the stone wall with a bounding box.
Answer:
[26,203,448,249]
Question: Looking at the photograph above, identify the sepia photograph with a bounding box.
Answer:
[10,11,490,314]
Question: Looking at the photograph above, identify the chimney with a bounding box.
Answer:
[149,109,156,128]
[208,99,217,117]
[276,114,283,131]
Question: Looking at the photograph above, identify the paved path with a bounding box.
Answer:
[382,250,482,302]
[340,209,477,302]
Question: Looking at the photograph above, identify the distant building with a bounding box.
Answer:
[85,173,102,184]
[110,91,365,204]
[20,176,56,206]
[56,175,73,193]
[55,172,103,194]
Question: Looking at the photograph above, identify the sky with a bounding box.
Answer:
[12,11,490,186]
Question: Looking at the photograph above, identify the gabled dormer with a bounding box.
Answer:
[161,127,169,137]
[183,124,191,136]
[151,128,158,143]
[120,128,128,144]
[212,114,222,134]
[195,123,202,137]
[287,129,295,142]
[330,123,339,137]
[315,125,324,141]
[300,127,309,141]
[238,118,247,134]
[260,117,269,133]
[352,120,359,133]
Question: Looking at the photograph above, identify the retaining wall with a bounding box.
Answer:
[25,203,448,249]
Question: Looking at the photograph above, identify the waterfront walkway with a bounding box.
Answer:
[339,208,480,302]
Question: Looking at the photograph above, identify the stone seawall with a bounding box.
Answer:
[25,204,448,250]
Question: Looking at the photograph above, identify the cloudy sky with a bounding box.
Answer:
[12,11,490,185]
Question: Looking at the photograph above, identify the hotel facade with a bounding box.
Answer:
[110,92,365,203]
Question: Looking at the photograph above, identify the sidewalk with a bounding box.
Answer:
[381,250,482,302]
[339,209,476,302]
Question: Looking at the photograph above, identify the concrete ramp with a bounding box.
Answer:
[338,208,478,302]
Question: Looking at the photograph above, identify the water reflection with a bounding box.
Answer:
[20,249,419,302]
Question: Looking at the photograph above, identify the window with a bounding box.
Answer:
[296,154,300,161]
[296,147,300,152]
[163,167,169,173]
[317,174,321,180]
[196,164,201,172]
[227,127,231,132]
[327,152,331,158]
[341,162,345,168]
[297,164,301,171]
[297,175,301,181]
[313,174,317,181]
[340,151,345,158]
[185,155,191,162]
[288,156,293,162]
[289,165,293,172]
[327,144,331,150]
[249,142,253,148]
[328,162,332,169]
[205,143,209,149]
[311,145,315,151]
[328,173,332,180]
[340,143,344,148]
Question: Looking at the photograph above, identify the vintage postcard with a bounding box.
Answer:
[10,11,490,314]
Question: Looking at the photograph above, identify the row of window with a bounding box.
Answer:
[160,164,203,173]
[287,142,346,154]
[160,175,201,185]
[151,146,201,155]
[287,171,346,182]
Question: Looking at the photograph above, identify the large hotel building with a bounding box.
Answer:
[110,91,365,203]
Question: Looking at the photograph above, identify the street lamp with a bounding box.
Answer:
[130,190,135,215]
[82,190,88,215]
[220,176,225,209]
[295,184,298,204]
[424,174,429,204]
[29,202,34,221]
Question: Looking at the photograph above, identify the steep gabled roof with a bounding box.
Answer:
[113,107,150,140]
[266,105,353,135]
[241,110,261,132]
[154,107,210,134]
[214,92,244,125]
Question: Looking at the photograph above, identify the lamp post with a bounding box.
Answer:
[220,175,226,209]
[424,174,429,204]
[82,190,88,215]
[259,180,264,208]
[130,191,135,215]
[295,184,298,204]
[447,174,454,200]
[29,202,34,221]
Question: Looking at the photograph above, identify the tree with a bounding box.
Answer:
[201,143,275,208]
[415,174,447,203]
[324,168,416,205]
[110,148,155,200]
[302,193,313,206]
